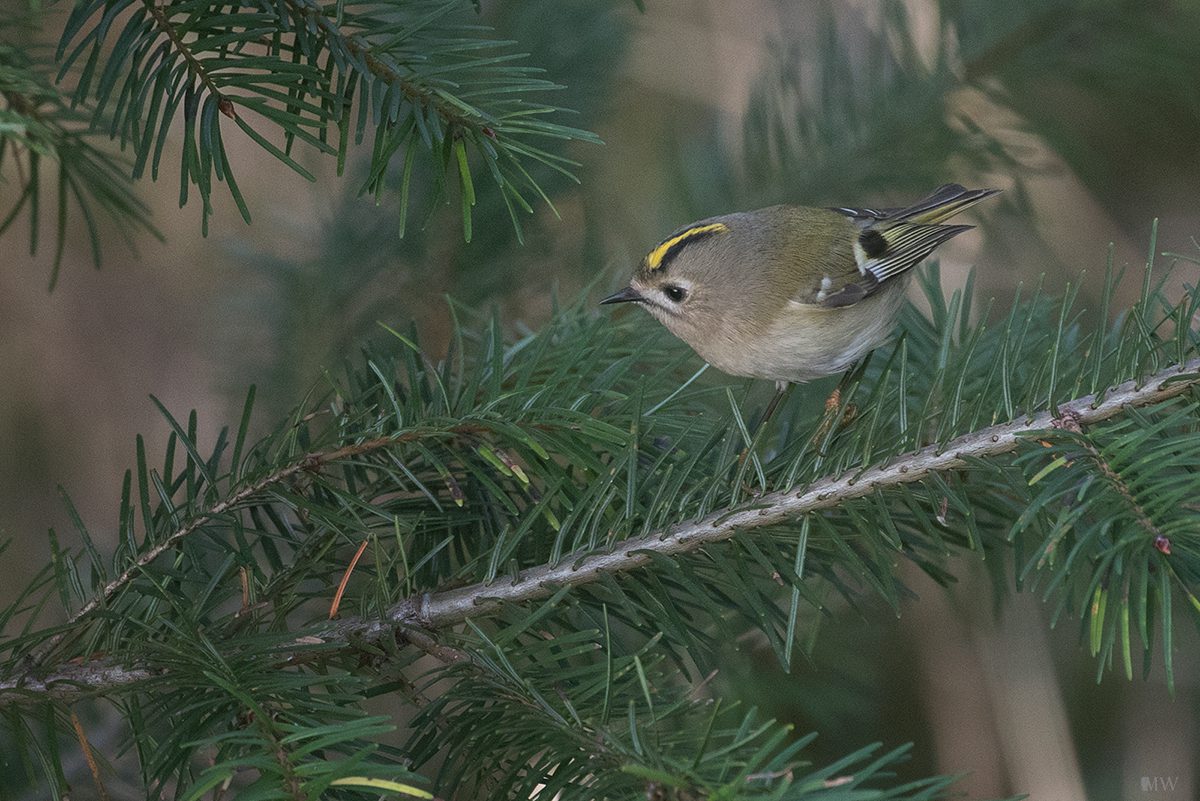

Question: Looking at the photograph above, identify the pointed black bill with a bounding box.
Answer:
[600,286,643,305]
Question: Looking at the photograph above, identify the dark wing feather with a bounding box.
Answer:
[863,223,974,283]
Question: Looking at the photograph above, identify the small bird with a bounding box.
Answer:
[602,183,999,423]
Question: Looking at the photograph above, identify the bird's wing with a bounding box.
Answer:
[795,222,974,308]
[797,184,998,308]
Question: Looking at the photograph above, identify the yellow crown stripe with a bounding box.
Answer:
[645,223,729,270]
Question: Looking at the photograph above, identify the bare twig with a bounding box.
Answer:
[0,661,155,703]
[398,627,471,665]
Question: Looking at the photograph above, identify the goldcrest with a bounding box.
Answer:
[602,183,999,391]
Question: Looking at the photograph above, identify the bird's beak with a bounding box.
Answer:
[600,286,643,305]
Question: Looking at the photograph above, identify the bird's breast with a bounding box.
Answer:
[689,282,908,383]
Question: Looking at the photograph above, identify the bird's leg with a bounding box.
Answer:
[835,361,863,425]
[759,380,791,431]
[738,380,791,466]
[823,386,843,417]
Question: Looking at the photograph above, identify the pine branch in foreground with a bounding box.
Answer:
[1,235,1198,798]
[4,353,1197,706]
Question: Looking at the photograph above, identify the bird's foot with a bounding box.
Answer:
[810,387,857,445]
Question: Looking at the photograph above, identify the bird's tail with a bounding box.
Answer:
[851,185,1001,284]
[891,183,1002,225]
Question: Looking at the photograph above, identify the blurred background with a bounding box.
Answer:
[2,0,1198,798]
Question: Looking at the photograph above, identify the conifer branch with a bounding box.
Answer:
[143,1,222,103]
[382,357,1200,628]
[0,46,157,282]
[280,0,478,132]
[22,425,492,668]
[1052,410,1168,543]
[6,358,1197,706]
[47,0,603,238]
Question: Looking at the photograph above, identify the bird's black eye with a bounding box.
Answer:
[664,285,687,303]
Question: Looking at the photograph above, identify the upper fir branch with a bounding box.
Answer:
[0,44,157,285]
[54,0,602,236]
